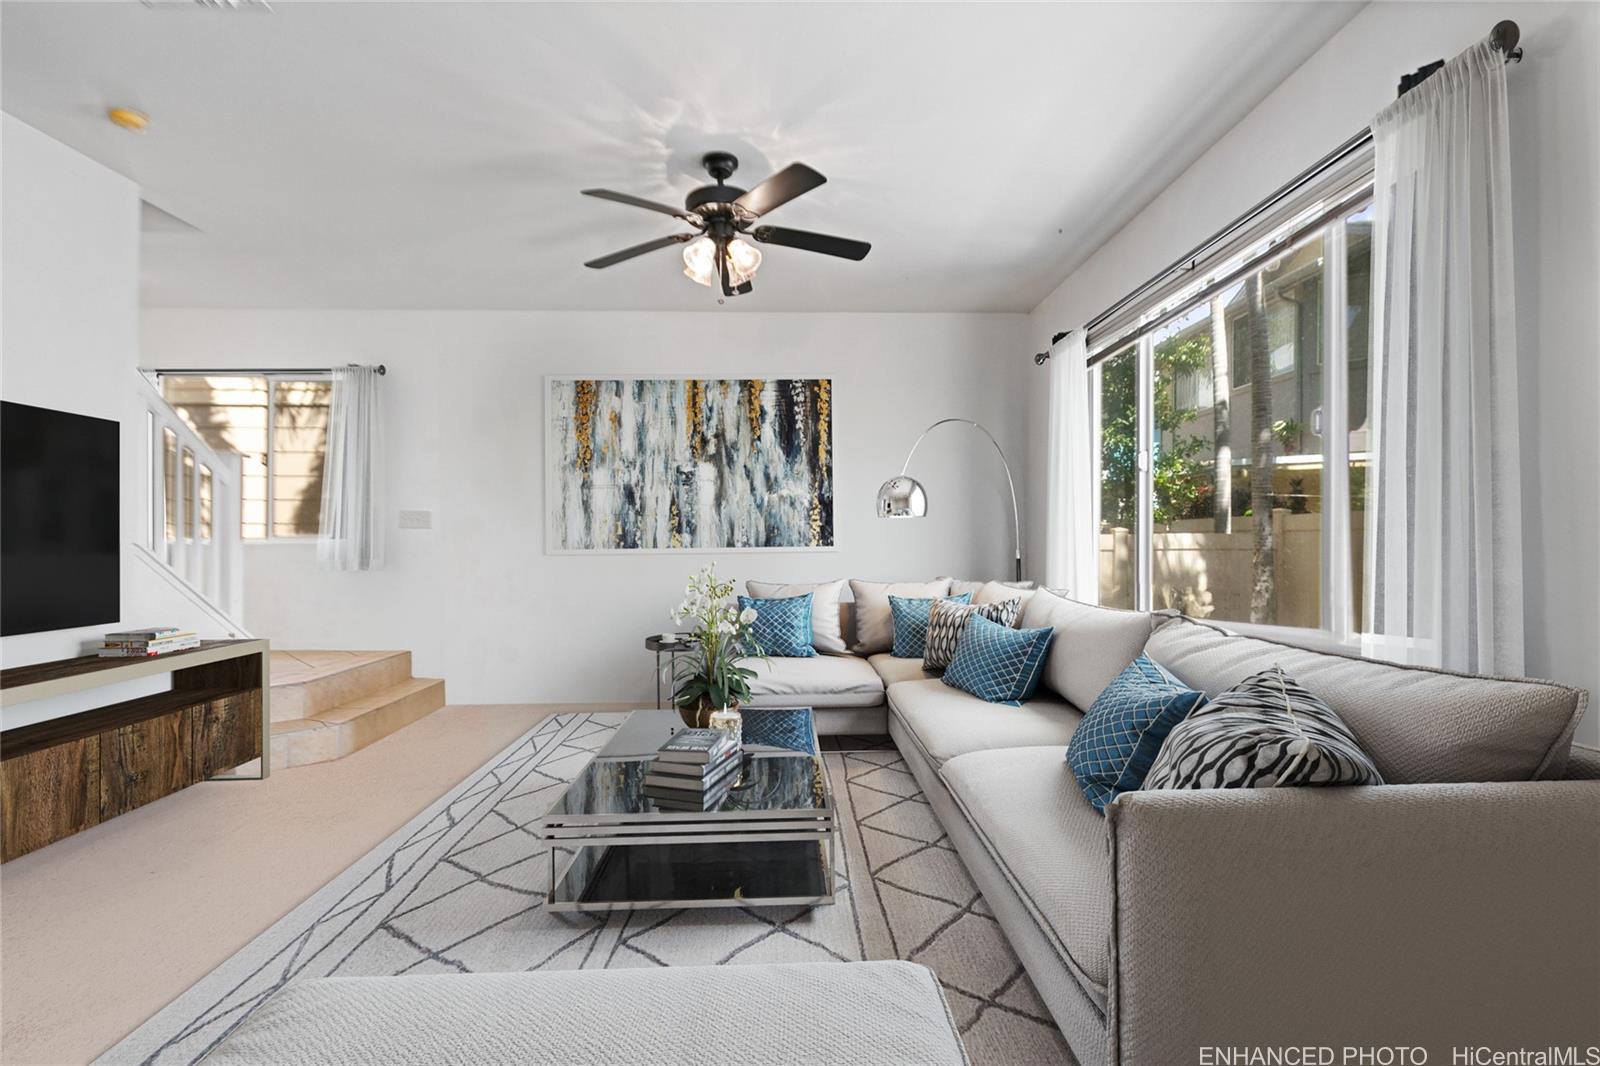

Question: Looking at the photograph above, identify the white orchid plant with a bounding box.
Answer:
[670,564,764,715]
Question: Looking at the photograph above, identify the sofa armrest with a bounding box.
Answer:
[1105,781,1600,1066]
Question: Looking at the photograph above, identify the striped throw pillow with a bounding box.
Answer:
[1143,666,1383,792]
[922,597,1021,671]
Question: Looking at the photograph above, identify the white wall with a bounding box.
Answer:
[140,310,1030,704]
[1,116,247,728]
[1,114,142,666]
[1023,2,1600,745]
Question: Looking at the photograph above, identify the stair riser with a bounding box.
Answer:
[270,652,413,722]
[271,679,445,769]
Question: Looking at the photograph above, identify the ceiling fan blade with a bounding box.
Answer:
[584,233,695,269]
[733,163,826,218]
[750,225,871,261]
[581,188,698,223]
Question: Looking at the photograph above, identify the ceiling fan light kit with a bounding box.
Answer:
[583,151,871,299]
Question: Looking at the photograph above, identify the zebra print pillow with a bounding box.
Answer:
[922,597,1021,671]
[1143,666,1384,792]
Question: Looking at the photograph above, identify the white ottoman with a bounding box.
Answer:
[201,961,969,1065]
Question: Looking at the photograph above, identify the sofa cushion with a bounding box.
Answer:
[1020,589,1154,709]
[747,579,849,655]
[1067,653,1206,811]
[869,652,933,688]
[941,746,1111,993]
[889,677,1080,766]
[849,578,953,654]
[889,592,971,659]
[923,597,1023,671]
[743,654,885,709]
[1144,665,1383,792]
[1146,614,1587,782]
[739,593,817,658]
[942,615,1055,705]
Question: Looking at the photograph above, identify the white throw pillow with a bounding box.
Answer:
[941,577,1036,600]
[746,579,848,655]
[848,578,953,655]
[972,581,1036,623]
[1019,588,1153,708]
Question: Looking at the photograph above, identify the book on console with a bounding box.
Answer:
[654,728,737,766]
[104,627,188,641]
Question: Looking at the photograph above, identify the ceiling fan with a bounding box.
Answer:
[581,151,871,298]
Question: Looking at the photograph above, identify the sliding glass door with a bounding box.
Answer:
[1092,199,1373,642]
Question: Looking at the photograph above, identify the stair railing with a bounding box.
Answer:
[135,373,246,626]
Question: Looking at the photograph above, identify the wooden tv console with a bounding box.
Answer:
[0,640,270,862]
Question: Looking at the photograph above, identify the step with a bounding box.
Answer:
[270,677,446,769]
[270,650,413,723]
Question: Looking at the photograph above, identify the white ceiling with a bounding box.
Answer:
[2,1,1362,312]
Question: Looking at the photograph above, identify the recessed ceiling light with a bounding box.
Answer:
[107,107,150,133]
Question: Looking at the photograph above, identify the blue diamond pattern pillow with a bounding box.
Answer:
[889,592,972,659]
[941,614,1054,705]
[1066,653,1205,812]
[738,593,817,658]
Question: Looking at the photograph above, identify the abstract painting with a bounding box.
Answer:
[547,377,833,552]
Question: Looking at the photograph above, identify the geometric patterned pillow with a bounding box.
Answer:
[940,614,1054,705]
[737,593,817,658]
[1066,654,1206,812]
[888,592,971,659]
[1144,665,1384,792]
[922,597,1022,671]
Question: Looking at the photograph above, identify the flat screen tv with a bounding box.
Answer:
[2,400,120,636]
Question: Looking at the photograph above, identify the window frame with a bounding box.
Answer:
[1086,184,1374,648]
[155,371,332,544]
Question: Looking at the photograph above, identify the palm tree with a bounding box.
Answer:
[1247,274,1276,624]
[1209,293,1232,534]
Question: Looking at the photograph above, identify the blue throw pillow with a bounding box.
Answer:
[941,614,1054,705]
[1066,654,1205,812]
[889,592,972,658]
[737,593,817,658]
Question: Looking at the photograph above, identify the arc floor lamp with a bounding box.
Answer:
[875,418,1023,581]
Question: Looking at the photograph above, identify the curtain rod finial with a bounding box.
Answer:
[1490,20,1520,57]
[1034,351,1051,366]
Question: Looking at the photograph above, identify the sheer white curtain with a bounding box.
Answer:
[1044,329,1098,600]
[1364,39,1522,674]
[318,365,386,572]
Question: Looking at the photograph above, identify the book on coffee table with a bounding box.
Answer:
[644,776,737,811]
[653,728,737,766]
[643,751,742,793]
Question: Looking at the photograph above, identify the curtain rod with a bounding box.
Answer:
[1032,19,1522,366]
[144,364,387,376]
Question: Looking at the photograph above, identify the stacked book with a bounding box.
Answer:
[98,627,201,658]
[642,728,741,811]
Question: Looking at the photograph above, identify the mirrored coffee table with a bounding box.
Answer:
[536,708,835,913]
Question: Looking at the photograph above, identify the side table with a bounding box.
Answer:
[644,633,697,709]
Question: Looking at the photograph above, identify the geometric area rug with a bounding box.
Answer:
[96,713,1075,1066]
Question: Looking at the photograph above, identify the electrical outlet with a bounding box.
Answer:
[398,509,432,530]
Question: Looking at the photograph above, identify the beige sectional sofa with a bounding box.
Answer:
[749,585,1600,1065]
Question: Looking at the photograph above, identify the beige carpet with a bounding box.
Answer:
[94,713,1072,1066]
[0,703,629,1066]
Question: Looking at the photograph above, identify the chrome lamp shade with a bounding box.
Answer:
[876,476,928,518]
[875,418,1023,581]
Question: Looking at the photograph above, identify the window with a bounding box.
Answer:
[1089,189,1373,640]
[159,374,331,539]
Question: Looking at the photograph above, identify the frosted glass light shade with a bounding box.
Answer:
[682,236,762,288]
